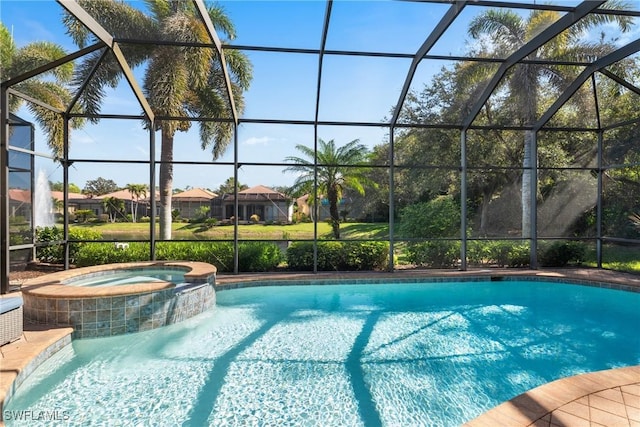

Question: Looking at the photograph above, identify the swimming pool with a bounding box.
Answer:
[5,280,640,426]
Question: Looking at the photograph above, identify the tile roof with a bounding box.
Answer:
[172,188,217,200]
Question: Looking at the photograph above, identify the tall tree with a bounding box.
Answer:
[83,177,118,196]
[64,0,252,239]
[284,138,373,239]
[466,6,632,237]
[216,177,248,195]
[51,181,82,193]
[125,183,148,223]
[102,196,124,223]
[0,23,82,155]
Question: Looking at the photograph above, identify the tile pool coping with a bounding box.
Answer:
[20,261,216,298]
[1,267,639,425]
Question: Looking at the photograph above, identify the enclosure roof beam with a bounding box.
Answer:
[314,0,333,127]
[67,47,109,115]
[57,0,155,123]
[599,69,640,96]
[410,0,640,17]
[461,0,606,130]
[534,38,640,131]
[7,89,66,114]
[0,43,103,88]
[390,1,467,127]
[193,0,238,125]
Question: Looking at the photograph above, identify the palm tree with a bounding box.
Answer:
[125,183,148,223]
[0,23,82,156]
[63,0,252,239]
[467,5,632,237]
[102,196,124,223]
[284,138,373,239]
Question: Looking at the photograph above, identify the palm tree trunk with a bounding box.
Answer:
[328,188,340,239]
[159,128,174,240]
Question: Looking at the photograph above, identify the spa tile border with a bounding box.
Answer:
[21,261,216,298]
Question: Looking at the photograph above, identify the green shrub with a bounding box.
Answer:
[156,241,281,272]
[140,216,151,223]
[238,242,283,271]
[539,241,586,267]
[9,226,31,245]
[9,215,27,225]
[286,242,315,270]
[204,218,218,227]
[75,209,95,223]
[405,241,460,267]
[398,196,460,238]
[467,240,530,267]
[507,242,530,267]
[250,214,260,223]
[75,242,150,266]
[36,226,102,264]
[286,241,389,271]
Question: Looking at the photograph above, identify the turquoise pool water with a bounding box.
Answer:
[63,268,186,286]
[5,280,640,426]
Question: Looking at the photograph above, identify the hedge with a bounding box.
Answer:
[286,241,389,271]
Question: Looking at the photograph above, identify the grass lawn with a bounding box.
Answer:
[584,244,640,273]
[71,221,391,240]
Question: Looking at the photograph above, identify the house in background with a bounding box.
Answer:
[65,189,152,220]
[294,190,364,222]
[8,189,31,220]
[50,191,87,215]
[214,185,291,222]
[173,188,217,219]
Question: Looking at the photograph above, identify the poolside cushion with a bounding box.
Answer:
[1,296,23,345]
[0,296,23,314]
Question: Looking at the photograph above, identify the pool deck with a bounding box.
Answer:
[2,267,639,426]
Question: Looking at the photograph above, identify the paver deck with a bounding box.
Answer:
[2,267,639,426]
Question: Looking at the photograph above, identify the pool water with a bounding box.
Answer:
[5,281,640,426]
[63,268,186,286]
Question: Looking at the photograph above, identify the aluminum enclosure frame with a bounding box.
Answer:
[3,0,640,291]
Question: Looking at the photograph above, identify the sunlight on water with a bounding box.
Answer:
[5,281,640,426]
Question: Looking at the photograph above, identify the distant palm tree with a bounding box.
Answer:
[63,0,252,239]
[125,183,148,223]
[467,5,632,237]
[102,196,124,223]
[285,138,373,239]
[0,23,82,156]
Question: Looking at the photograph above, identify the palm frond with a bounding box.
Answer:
[8,41,73,81]
[0,23,16,75]
[145,0,172,23]
[570,0,634,35]
[207,4,236,40]
[68,0,157,42]
[468,9,525,47]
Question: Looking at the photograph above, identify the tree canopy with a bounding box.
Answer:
[63,0,252,239]
[285,138,373,239]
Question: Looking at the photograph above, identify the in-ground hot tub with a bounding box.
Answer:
[21,261,216,339]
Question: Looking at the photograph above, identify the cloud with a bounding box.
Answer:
[243,136,275,146]
[72,132,95,145]
[135,145,148,157]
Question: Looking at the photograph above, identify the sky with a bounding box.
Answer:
[2,0,638,192]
